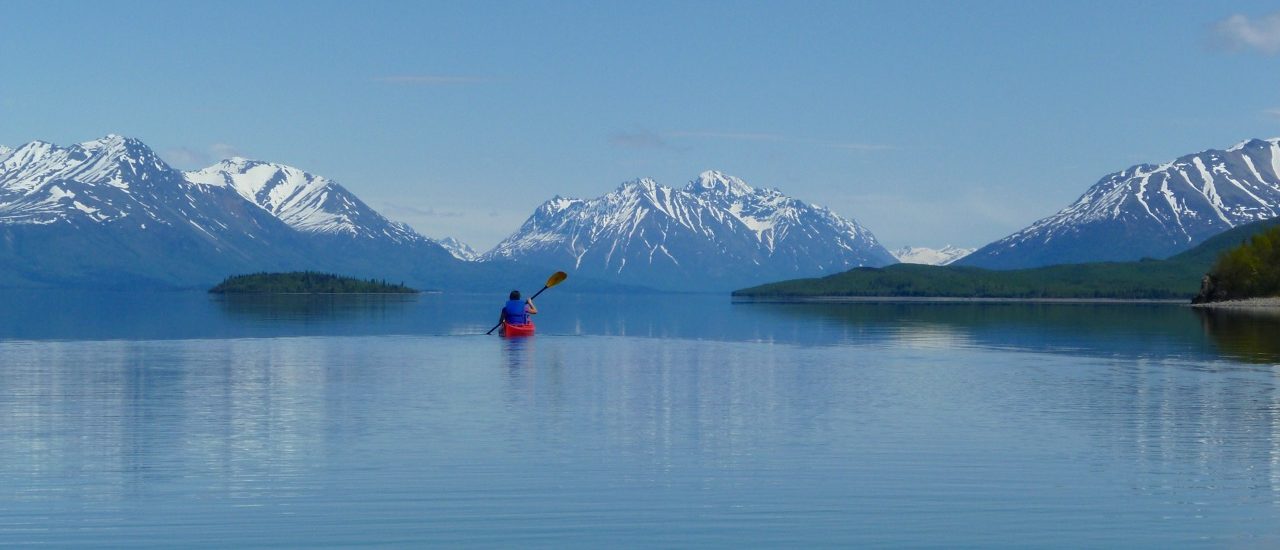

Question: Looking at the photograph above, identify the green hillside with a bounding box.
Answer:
[210,272,419,294]
[735,218,1280,299]
[1195,225,1280,302]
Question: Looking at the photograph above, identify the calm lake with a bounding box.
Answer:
[3,291,1280,547]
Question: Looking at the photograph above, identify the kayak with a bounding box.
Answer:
[500,321,535,337]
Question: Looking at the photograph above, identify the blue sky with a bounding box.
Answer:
[3,1,1280,250]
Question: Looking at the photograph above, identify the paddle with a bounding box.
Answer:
[487,271,568,335]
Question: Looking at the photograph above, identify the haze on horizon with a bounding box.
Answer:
[3,1,1280,251]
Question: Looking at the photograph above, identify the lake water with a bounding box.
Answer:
[3,291,1280,547]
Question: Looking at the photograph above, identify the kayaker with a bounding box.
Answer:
[499,290,537,326]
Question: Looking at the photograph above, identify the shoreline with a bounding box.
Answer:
[732,296,1188,305]
[1191,297,1280,309]
[210,291,428,296]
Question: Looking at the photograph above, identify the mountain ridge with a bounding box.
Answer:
[186,157,426,244]
[0,134,664,293]
[958,137,1280,269]
[0,135,484,289]
[484,170,895,291]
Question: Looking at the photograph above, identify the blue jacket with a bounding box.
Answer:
[502,299,530,324]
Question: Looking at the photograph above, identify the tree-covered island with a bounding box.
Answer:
[209,272,419,294]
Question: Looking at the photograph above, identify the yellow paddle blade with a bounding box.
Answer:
[545,271,568,288]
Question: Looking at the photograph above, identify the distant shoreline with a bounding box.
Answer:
[1191,297,1280,309]
[212,292,431,296]
[732,296,1188,305]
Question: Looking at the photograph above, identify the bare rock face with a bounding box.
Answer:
[1192,274,1229,304]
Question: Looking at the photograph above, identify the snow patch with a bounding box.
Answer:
[893,245,975,265]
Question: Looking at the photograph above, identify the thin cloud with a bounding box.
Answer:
[210,143,242,160]
[609,129,672,150]
[375,75,490,85]
[379,203,466,218]
[829,142,895,152]
[162,143,246,167]
[668,131,787,142]
[1210,11,1280,54]
[161,147,209,168]
[669,130,892,152]
[1264,108,1280,118]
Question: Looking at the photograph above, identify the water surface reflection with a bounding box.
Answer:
[1,291,1277,364]
[1195,307,1280,364]
[4,335,1280,545]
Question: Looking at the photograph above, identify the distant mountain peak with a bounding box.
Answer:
[1227,138,1268,152]
[686,170,754,196]
[616,177,660,192]
[892,245,974,265]
[0,134,175,205]
[185,158,426,243]
[74,134,163,164]
[79,133,128,148]
[0,134,278,232]
[958,137,1280,269]
[437,237,479,261]
[485,171,894,290]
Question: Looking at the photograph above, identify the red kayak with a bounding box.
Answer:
[500,321,535,337]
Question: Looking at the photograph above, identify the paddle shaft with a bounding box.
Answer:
[485,284,549,335]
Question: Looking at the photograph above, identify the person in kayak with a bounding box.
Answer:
[499,290,537,326]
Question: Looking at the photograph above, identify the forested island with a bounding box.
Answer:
[209,272,419,294]
[735,218,1280,300]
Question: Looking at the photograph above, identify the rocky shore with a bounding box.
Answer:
[1190,296,1280,309]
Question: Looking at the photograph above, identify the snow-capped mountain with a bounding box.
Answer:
[484,171,895,290]
[437,237,479,261]
[0,135,294,239]
[892,245,974,265]
[958,138,1280,269]
[0,145,12,162]
[0,135,322,286]
[186,158,424,244]
[0,135,471,288]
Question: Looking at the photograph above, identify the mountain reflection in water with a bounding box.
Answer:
[0,291,1276,364]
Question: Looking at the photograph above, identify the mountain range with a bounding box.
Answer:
[0,136,891,292]
[6,134,1280,292]
[0,135,545,290]
[958,138,1280,269]
[483,171,896,291]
